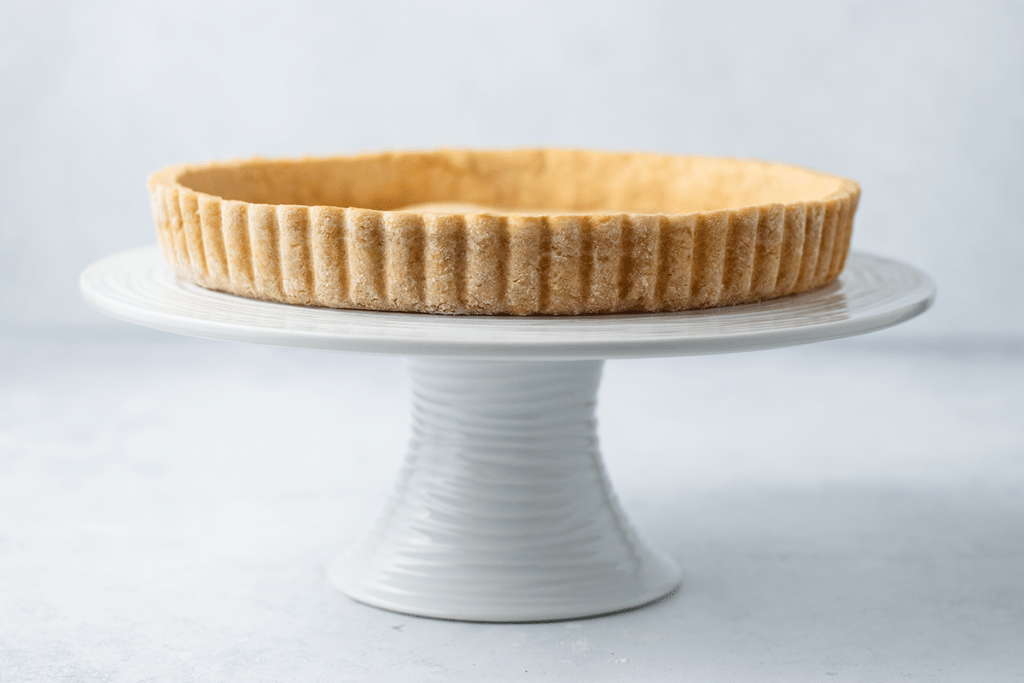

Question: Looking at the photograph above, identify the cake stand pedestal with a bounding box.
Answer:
[80,246,934,622]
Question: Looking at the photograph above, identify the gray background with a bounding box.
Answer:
[2,0,1022,340]
[2,2,1023,682]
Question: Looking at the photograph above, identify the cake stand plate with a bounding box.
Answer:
[80,246,934,622]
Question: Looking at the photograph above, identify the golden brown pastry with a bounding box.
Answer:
[148,149,859,315]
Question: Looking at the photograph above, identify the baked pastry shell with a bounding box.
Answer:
[148,149,860,315]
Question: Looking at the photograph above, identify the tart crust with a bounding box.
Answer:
[148,149,860,315]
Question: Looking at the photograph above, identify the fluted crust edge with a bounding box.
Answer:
[149,153,860,315]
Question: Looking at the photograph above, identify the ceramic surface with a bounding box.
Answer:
[79,246,934,621]
[330,359,680,621]
[80,247,934,360]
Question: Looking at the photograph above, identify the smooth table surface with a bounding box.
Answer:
[2,330,1022,682]
[80,247,935,359]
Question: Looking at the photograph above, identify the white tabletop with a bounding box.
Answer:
[2,330,1022,682]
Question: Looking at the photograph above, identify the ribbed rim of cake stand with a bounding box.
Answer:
[80,246,934,360]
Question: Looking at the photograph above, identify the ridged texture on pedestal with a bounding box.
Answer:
[149,149,860,315]
[330,359,679,621]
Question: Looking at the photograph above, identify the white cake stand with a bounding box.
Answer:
[80,246,934,622]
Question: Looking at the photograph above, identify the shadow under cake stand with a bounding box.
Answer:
[80,246,934,622]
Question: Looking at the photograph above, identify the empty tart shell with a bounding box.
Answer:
[148,149,860,315]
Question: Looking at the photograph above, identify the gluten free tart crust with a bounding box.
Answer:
[148,149,860,315]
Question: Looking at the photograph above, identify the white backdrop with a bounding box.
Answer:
[2,0,1022,340]
[4,5,1024,680]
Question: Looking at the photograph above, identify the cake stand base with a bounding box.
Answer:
[328,358,680,621]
